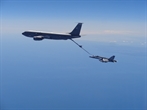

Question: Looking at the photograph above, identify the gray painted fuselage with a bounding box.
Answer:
[89,55,117,63]
[22,31,80,40]
[22,23,82,40]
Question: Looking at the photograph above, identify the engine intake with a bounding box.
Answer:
[33,36,44,41]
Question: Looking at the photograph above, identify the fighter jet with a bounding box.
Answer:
[22,23,82,41]
[89,55,117,63]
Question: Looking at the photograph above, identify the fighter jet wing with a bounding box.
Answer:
[89,55,102,59]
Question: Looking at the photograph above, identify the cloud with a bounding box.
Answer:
[81,30,144,36]
[103,30,133,35]
[1,18,145,39]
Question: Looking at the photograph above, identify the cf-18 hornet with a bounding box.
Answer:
[90,55,117,63]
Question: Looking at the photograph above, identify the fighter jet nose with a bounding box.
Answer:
[89,56,93,58]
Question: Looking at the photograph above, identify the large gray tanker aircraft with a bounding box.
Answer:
[22,23,82,41]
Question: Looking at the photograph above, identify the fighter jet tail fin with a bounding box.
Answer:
[108,55,115,61]
[69,23,82,36]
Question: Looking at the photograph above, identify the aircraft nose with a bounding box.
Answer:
[89,56,92,58]
[22,31,29,37]
[22,32,26,36]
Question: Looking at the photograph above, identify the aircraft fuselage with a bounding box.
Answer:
[22,23,82,40]
[89,55,117,63]
[22,31,81,40]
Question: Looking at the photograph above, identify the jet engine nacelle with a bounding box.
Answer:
[33,36,44,41]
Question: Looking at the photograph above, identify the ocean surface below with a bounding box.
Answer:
[1,35,146,110]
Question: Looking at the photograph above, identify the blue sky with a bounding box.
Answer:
[1,0,147,110]
[1,0,146,38]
